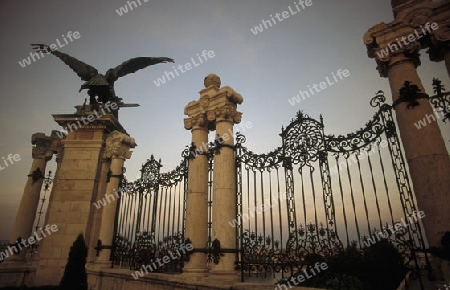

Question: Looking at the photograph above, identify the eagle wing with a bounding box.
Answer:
[106,57,174,83]
[31,44,98,81]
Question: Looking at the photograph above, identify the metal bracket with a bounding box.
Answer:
[392,81,429,109]
[28,167,44,184]
[106,167,125,183]
[211,134,234,155]
[94,239,112,257]
[186,143,207,160]
[206,238,237,264]
[184,238,194,262]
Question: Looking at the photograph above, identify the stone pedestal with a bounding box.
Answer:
[8,133,55,261]
[34,110,127,286]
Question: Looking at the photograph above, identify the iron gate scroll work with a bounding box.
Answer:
[109,79,450,282]
[112,152,189,273]
[234,91,429,284]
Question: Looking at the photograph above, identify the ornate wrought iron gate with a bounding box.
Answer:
[234,91,430,284]
[111,154,189,272]
[110,79,449,284]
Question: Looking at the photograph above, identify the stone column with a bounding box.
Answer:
[8,133,55,261]
[364,0,450,252]
[96,131,136,266]
[387,53,450,248]
[204,74,243,282]
[182,98,211,278]
[208,105,242,281]
[86,157,110,263]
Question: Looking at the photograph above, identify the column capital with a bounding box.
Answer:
[103,130,136,160]
[428,19,450,62]
[207,103,242,124]
[184,74,243,131]
[49,130,64,163]
[31,132,57,161]
[184,113,209,131]
[364,0,450,77]
[364,22,422,77]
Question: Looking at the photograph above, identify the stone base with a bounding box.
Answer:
[86,260,114,272]
[0,260,37,287]
[178,268,209,282]
[203,269,240,284]
[86,267,325,290]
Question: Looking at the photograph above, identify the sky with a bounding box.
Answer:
[0,0,449,240]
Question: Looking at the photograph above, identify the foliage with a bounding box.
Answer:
[280,239,407,290]
[59,234,88,290]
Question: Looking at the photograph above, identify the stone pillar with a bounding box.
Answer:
[182,74,243,280]
[86,157,110,264]
[8,133,55,261]
[95,131,136,266]
[209,105,242,281]
[365,0,450,251]
[182,96,212,278]
[199,74,243,281]
[34,106,127,286]
[388,53,450,248]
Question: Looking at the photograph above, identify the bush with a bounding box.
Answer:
[59,234,88,290]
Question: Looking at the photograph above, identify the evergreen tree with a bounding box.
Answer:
[59,234,88,290]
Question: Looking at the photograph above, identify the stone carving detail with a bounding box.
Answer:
[364,0,449,76]
[49,130,64,164]
[207,104,242,124]
[407,8,432,28]
[31,133,55,161]
[103,130,136,160]
[429,20,450,61]
[199,96,210,109]
[184,74,244,132]
[377,51,421,78]
[184,113,209,130]
[364,21,423,77]
[204,73,221,88]
[221,86,244,105]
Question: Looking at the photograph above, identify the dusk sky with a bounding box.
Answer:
[0,0,449,240]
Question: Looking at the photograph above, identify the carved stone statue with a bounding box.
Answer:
[31,44,174,105]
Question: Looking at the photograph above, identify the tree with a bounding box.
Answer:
[59,234,88,290]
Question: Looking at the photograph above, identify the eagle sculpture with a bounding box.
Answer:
[31,44,174,104]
